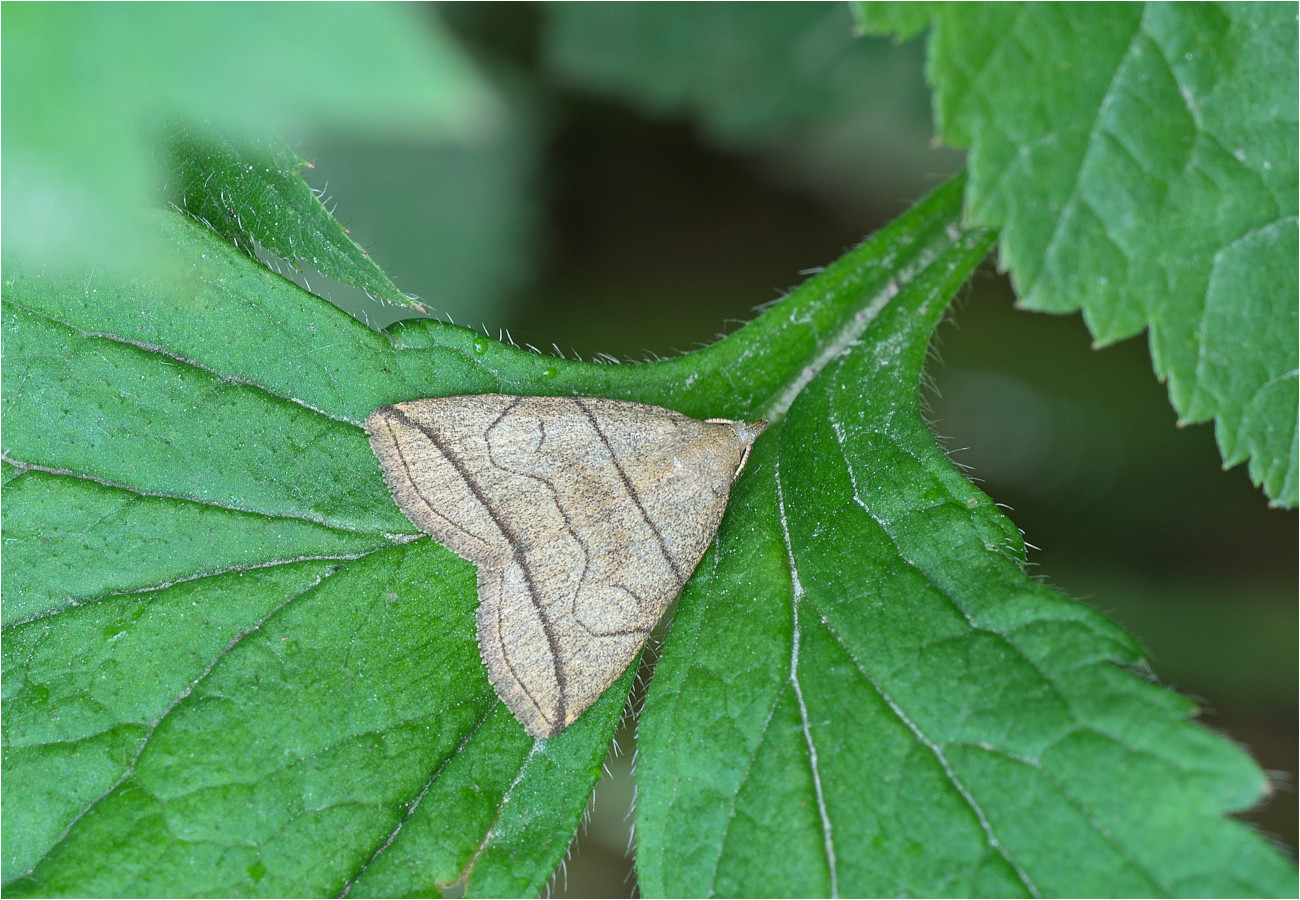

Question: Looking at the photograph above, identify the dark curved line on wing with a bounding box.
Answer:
[483,402,595,623]
[572,582,662,638]
[573,398,685,582]
[385,405,564,731]
[379,415,487,548]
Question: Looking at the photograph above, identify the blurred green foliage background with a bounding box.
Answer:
[4,3,1293,894]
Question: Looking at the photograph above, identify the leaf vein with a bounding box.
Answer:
[12,567,345,879]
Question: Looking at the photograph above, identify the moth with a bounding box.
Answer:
[366,394,766,738]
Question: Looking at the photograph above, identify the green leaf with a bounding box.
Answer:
[3,140,1292,900]
[856,2,1298,507]
[0,211,635,896]
[162,125,423,321]
[1,4,494,270]
[634,190,1291,896]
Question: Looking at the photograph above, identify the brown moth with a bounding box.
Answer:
[365,394,766,738]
